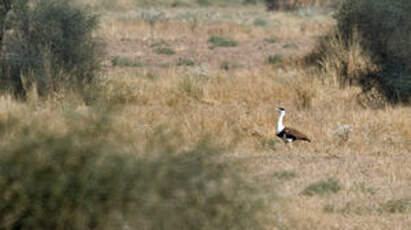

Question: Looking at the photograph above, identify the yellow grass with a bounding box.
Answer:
[1,4,410,229]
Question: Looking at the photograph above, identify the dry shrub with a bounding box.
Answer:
[178,74,207,100]
[283,75,316,110]
[307,29,378,87]
[304,29,392,107]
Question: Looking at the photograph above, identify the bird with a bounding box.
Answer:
[275,107,311,143]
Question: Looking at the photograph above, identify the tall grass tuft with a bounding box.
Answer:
[306,30,378,87]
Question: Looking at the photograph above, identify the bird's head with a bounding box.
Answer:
[276,107,285,113]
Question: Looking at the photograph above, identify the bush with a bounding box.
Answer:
[112,56,144,67]
[267,54,283,64]
[309,0,411,104]
[208,36,238,49]
[273,170,297,181]
[177,58,196,66]
[0,114,267,229]
[0,0,104,96]
[334,0,411,103]
[197,0,212,7]
[156,47,176,55]
[264,37,279,44]
[301,177,342,196]
[265,0,336,11]
[253,18,267,27]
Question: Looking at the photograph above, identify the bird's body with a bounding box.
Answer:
[275,107,311,143]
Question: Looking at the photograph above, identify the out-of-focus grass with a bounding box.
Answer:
[0,106,269,229]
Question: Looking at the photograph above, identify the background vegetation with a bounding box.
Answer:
[0,0,409,229]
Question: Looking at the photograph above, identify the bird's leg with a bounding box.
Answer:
[289,142,294,150]
[284,140,292,151]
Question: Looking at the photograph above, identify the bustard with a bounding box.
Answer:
[276,107,311,143]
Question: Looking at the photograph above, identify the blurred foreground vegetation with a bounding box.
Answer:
[0,109,268,229]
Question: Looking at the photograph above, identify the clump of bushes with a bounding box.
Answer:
[308,0,411,104]
[0,0,104,97]
[0,113,267,229]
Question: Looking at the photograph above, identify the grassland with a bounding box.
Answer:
[1,2,410,229]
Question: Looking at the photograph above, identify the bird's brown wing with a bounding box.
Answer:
[283,127,311,142]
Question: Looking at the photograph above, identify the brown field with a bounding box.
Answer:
[1,2,410,229]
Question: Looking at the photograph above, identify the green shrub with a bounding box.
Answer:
[273,170,297,181]
[177,58,196,66]
[321,0,411,104]
[0,114,268,229]
[0,0,104,96]
[171,0,191,7]
[267,54,283,64]
[208,36,238,49]
[264,37,279,44]
[156,47,176,55]
[283,43,299,49]
[197,0,211,6]
[150,40,170,48]
[301,177,342,196]
[253,18,268,27]
[112,56,144,67]
[265,0,336,11]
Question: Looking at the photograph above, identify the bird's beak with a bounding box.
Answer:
[276,107,281,111]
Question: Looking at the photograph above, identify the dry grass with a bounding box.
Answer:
[1,3,410,229]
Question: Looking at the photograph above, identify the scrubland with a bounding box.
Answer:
[0,0,410,229]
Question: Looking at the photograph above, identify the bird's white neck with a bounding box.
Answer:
[276,111,285,133]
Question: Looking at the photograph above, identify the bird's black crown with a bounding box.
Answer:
[277,107,285,111]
